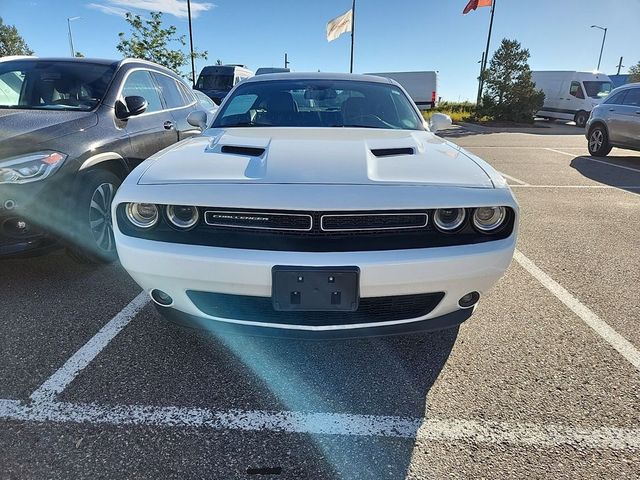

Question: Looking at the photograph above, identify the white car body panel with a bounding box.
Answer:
[137,128,494,188]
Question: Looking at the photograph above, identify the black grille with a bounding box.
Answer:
[321,213,427,231]
[220,145,265,156]
[117,206,516,252]
[186,291,445,326]
[370,147,414,157]
[204,210,312,231]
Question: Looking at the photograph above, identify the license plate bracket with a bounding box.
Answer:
[272,266,360,312]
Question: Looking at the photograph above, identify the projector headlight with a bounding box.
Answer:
[125,203,159,229]
[0,151,67,184]
[166,205,199,230]
[433,208,466,232]
[473,206,507,232]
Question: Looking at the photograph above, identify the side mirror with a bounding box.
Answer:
[187,110,208,130]
[428,113,452,133]
[115,95,148,120]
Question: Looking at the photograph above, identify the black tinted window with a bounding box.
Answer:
[213,79,424,130]
[621,88,640,107]
[122,70,162,113]
[603,90,627,105]
[0,60,116,110]
[153,73,187,109]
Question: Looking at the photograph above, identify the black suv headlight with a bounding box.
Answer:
[0,151,67,184]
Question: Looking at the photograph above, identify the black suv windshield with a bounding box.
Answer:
[196,74,234,90]
[0,60,116,111]
[212,79,424,130]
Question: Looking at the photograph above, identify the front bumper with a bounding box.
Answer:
[116,233,516,335]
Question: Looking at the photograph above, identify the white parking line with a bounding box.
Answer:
[498,172,529,186]
[514,250,640,372]
[30,292,149,403]
[546,148,640,174]
[0,398,638,450]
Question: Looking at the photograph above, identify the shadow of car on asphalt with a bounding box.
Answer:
[170,319,459,478]
[570,155,640,196]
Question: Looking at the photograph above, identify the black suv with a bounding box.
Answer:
[0,57,204,262]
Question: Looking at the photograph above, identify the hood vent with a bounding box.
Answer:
[220,145,266,157]
[370,147,414,157]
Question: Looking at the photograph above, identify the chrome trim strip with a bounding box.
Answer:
[320,213,428,232]
[204,210,313,231]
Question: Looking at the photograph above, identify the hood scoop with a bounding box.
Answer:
[220,145,266,157]
[370,147,414,157]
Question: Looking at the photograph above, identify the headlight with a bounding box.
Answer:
[0,151,67,184]
[433,208,466,231]
[473,206,506,232]
[125,203,159,229]
[166,205,199,229]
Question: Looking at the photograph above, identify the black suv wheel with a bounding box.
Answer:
[587,125,613,157]
[66,169,122,264]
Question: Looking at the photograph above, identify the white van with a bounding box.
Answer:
[532,71,613,127]
[365,71,438,110]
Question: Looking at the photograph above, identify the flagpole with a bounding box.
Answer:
[350,0,356,73]
[476,0,496,105]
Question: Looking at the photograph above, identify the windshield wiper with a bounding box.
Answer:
[330,124,385,129]
[221,122,272,128]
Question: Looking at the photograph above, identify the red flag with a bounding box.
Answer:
[463,0,492,14]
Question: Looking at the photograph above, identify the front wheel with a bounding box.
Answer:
[587,125,613,157]
[574,111,589,128]
[66,169,122,264]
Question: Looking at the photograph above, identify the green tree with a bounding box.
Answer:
[75,51,85,58]
[116,11,207,78]
[0,17,33,56]
[478,38,544,123]
[629,61,640,83]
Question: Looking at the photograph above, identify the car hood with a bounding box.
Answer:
[0,109,98,158]
[138,127,494,188]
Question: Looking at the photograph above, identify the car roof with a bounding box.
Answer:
[609,82,640,95]
[242,72,395,84]
[1,57,120,66]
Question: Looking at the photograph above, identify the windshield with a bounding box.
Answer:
[0,60,116,111]
[212,79,424,130]
[196,74,234,91]
[583,81,612,99]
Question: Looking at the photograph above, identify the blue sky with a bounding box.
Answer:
[2,0,639,101]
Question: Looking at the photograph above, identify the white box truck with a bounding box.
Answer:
[365,71,438,110]
[532,71,613,127]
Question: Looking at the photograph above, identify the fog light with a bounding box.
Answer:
[150,289,173,306]
[458,291,480,308]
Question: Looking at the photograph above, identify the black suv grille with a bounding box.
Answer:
[186,291,445,326]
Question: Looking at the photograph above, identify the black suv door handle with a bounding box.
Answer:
[163,121,174,130]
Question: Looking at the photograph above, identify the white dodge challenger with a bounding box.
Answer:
[113,73,518,337]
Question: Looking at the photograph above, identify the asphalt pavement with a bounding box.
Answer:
[1,122,639,479]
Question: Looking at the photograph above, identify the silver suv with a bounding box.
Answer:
[586,83,640,156]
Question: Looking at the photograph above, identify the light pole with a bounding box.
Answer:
[186,0,196,87]
[67,16,80,57]
[591,25,607,71]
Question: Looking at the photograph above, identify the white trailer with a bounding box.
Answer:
[532,71,613,127]
[365,71,438,110]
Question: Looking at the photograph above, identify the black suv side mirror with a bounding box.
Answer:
[115,95,148,120]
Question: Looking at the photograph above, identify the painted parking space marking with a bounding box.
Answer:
[498,172,529,185]
[30,291,149,403]
[546,148,640,174]
[514,250,640,372]
[1,399,639,451]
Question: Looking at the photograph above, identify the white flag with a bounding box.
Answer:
[326,9,353,42]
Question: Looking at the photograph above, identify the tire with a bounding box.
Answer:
[66,169,122,264]
[574,111,589,128]
[587,125,613,157]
